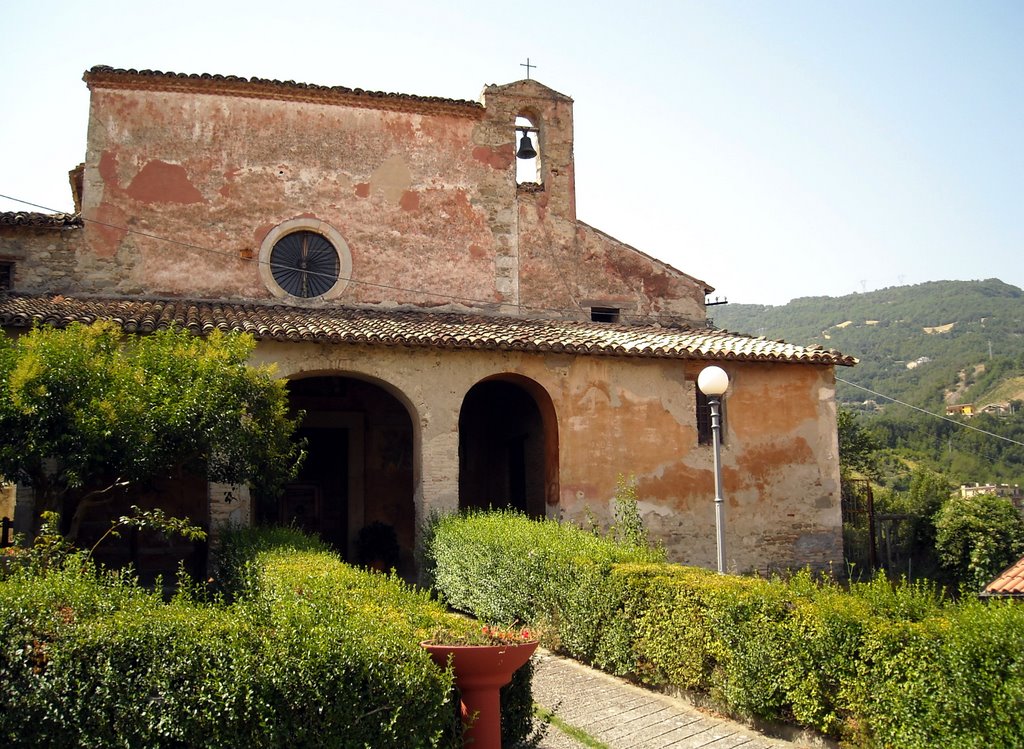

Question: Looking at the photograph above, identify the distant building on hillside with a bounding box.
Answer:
[946,403,974,417]
[978,402,1013,417]
[960,483,1023,512]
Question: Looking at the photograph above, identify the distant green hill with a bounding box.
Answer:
[713,278,1024,411]
[713,279,1024,487]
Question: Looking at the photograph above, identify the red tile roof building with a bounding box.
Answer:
[982,556,1024,598]
[0,67,854,576]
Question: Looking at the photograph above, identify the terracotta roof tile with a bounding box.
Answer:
[84,66,484,118]
[0,293,857,366]
[982,555,1024,598]
[0,212,83,228]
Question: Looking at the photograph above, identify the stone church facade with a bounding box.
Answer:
[0,66,854,576]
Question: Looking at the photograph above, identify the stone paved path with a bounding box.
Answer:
[531,649,830,749]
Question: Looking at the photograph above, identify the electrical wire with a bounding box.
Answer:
[0,193,704,327]
[836,376,1024,448]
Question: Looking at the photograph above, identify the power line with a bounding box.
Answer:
[837,376,1024,448]
[0,193,700,327]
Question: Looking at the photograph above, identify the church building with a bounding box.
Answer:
[0,66,855,576]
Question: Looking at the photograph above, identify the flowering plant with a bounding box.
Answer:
[426,623,535,646]
[478,624,533,644]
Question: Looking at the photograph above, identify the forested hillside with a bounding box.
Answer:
[713,278,1024,411]
[713,279,1024,489]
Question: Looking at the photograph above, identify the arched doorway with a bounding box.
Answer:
[259,375,415,572]
[458,376,557,518]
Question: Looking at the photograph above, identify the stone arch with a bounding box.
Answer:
[458,373,559,517]
[264,371,419,574]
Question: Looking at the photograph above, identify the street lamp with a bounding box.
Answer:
[697,365,730,574]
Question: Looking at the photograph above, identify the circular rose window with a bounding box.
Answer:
[258,219,351,300]
[270,230,339,298]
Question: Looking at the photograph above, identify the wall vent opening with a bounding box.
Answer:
[590,307,620,323]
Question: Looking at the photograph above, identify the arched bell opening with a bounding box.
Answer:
[515,114,541,186]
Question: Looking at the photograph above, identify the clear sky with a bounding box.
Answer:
[1,1,1020,306]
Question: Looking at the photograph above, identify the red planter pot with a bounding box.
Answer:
[421,640,538,749]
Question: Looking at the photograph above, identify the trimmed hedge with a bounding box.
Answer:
[425,509,664,674]
[219,527,538,748]
[0,528,535,748]
[426,510,1024,748]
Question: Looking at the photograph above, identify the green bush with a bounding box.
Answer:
[426,509,661,623]
[220,528,540,748]
[3,528,544,748]
[626,565,721,690]
[855,599,1024,748]
[426,510,1024,747]
[625,565,797,720]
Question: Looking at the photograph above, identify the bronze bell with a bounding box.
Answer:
[516,130,537,160]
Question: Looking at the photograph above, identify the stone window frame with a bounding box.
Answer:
[258,218,352,301]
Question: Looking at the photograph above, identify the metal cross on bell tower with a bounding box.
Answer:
[520,58,537,80]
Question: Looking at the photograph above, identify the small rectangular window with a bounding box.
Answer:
[696,388,726,445]
[0,262,12,291]
[590,307,620,323]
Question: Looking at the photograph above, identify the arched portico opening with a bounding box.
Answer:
[258,375,415,574]
[458,376,558,518]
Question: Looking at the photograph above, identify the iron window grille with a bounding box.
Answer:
[269,231,340,298]
[696,387,726,446]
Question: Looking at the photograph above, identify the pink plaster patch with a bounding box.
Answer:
[88,203,129,258]
[98,150,123,191]
[468,244,487,259]
[254,223,275,245]
[354,183,370,198]
[472,144,515,170]
[220,166,243,198]
[399,190,420,212]
[126,160,204,204]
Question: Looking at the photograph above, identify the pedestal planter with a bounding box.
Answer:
[421,640,538,749]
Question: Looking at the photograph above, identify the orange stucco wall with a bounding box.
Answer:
[257,341,843,574]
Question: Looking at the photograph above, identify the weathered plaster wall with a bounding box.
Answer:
[252,341,843,573]
[0,77,707,325]
[516,209,709,323]
[80,87,507,305]
[483,80,708,324]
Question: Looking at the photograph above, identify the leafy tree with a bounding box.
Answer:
[874,467,951,578]
[934,493,1024,590]
[0,322,303,538]
[837,408,880,478]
